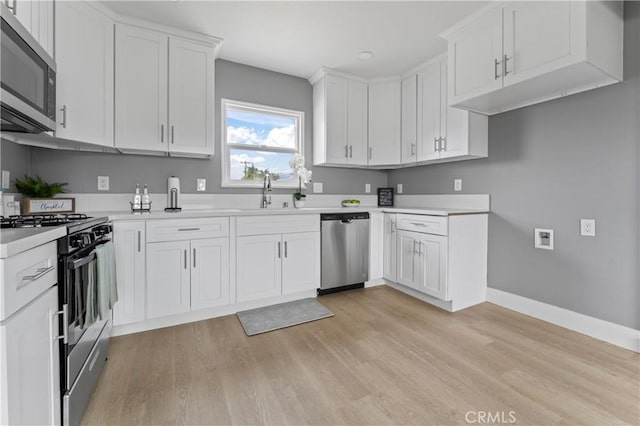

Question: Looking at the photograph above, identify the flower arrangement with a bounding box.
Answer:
[289,154,312,201]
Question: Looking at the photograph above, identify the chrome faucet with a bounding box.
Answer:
[261,173,272,208]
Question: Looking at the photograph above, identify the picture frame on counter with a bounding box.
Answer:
[377,188,394,207]
[23,197,75,215]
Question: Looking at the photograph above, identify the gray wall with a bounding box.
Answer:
[389,2,639,329]
[26,59,386,194]
[0,139,31,192]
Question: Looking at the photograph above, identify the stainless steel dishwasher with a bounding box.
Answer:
[319,212,370,295]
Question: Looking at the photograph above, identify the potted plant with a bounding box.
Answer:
[14,175,73,214]
[289,154,312,208]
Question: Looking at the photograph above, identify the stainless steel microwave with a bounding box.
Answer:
[0,2,56,134]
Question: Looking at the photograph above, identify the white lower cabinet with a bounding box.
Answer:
[113,221,146,326]
[190,238,230,310]
[236,214,320,304]
[237,232,320,303]
[146,240,191,319]
[236,234,282,302]
[391,213,488,311]
[0,286,60,425]
[382,213,397,282]
[146,237,229,319]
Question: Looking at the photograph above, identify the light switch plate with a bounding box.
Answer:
[580,219,596,236]
[454,179,462,192]
[1,170,9,189]
[313,182,323,193]
[97,176,109,191]
[365,183,371,193]
[197,178,206,192]
[397,183,403,194]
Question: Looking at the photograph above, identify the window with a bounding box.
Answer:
[221,99,304,187]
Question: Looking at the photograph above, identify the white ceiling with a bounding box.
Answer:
[102,1,489,80]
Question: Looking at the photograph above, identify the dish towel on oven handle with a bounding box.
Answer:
[95,241,118,320]
[84,260,98,326]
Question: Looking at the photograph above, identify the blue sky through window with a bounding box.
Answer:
[226,104,301,184]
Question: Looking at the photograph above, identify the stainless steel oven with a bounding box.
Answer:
[0,2,56,133]
[57,218,113,426]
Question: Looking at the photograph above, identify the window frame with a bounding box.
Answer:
[221,98,305,188]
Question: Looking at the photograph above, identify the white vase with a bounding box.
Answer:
[294,198,306,208]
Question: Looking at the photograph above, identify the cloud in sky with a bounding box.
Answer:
[227,124,295,149]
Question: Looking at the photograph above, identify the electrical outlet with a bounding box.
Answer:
[397,183,403,194]
[580,219,596,236]
[97,176,109,191]
[1,170,9,189]
[365,183,371,193]
[313,182,323,193]
[197,178,206,192]
[454,179,462,192]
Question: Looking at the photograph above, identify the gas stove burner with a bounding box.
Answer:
[0,213,91,229]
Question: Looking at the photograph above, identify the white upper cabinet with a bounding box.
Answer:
[13,0,54,57]
[442,1,623,115]
[115,24,169,154]
[168,37,215,157]
[115,23,219,158]
[55,1,114,148]
[446,7,503,104]
[368,79,401,166]
[400,75,417,164]
[311,70,368,166]
[409,57,488,165]
[416,62,442,162]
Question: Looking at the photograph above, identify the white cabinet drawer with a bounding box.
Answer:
[236,215,320,236]
[396,214,448,236]
[0,241,57,320]
[146,217,229,242]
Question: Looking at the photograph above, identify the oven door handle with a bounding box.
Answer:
[68,252,96,270]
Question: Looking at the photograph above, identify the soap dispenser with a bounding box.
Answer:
[132,184,142,209]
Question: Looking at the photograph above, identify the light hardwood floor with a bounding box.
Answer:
[81,286,640,425]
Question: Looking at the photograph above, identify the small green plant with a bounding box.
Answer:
[14,175,68,198]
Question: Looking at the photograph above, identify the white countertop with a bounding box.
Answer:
[0,226,66,258]
[0,206,489,257]
[93,206,489,221]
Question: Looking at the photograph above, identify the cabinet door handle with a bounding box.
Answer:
[23,265,55,281]
[503,54,510,76]
[137,231,141,252]
[161,124,164,143]
[369,147,372,160]
[178,228,200,232]
[171,125,175,144]
[349,145,353,158]
[494,58,502,80]
[284,241,288,258]
[278,241,281,258]
[410,222,427,227]
[53,305,68,344]
[193,248,196,268]
[419,242,424,256]
[59,105,67,128]
[345,145,349,158]
[410,143,416,156]
[184,249,187,269]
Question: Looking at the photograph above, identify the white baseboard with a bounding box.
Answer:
[487,288,639,353]
[365,278,386,288]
